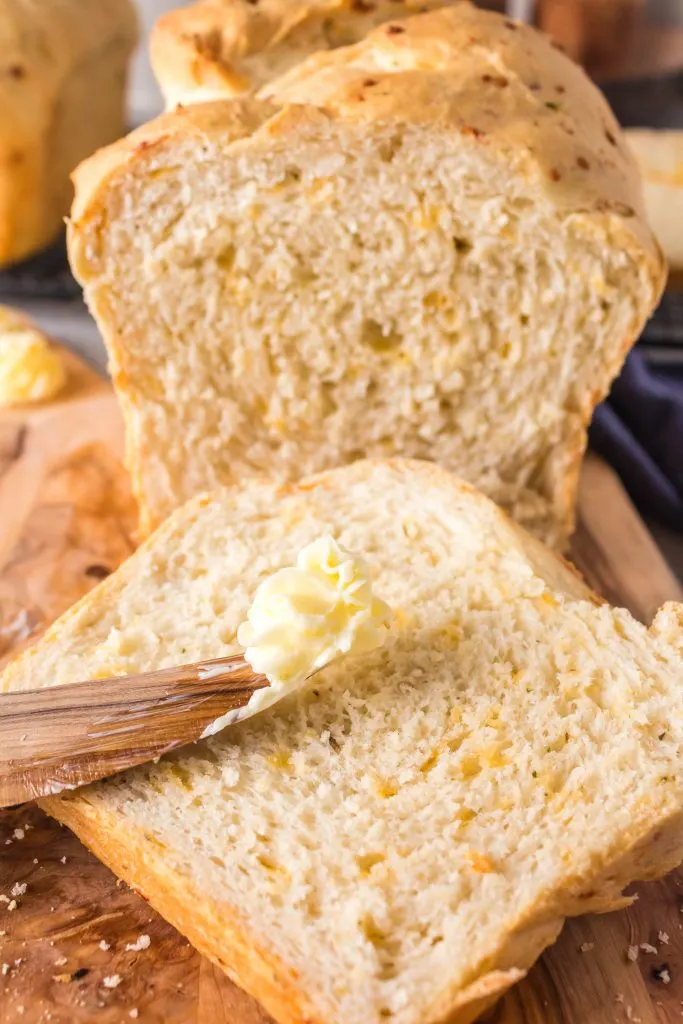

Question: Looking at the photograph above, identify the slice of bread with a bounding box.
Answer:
[3,458,683,1024]
[150,0,458,108]
[68,5,665,547]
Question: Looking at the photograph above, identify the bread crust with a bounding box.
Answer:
[41,794,326,1024]
[625,128,683,274]
[3,456,683,1024]
[68,7,666,543]
[43,796,683,1024]
[0,0,137,266]
[150,0,460,105]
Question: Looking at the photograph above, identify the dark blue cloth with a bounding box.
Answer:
[589,351,683,531]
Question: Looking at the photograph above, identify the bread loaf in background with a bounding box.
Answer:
[68,5,665,547]
[626,128,683,275]
[3,458,683,1024]
[151,0,461,107]
[0,0,138,267]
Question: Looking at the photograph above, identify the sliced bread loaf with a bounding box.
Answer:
[3,458,683,1024]
[150,0,457,107]
[68,6,665,545]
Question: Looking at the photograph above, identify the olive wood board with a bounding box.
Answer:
[1,346,683,1024]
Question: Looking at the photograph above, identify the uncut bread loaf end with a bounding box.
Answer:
[151,0,460,107]
[3,459,683,1024]
[0,0,138,266]
[68,6,665,545]
[625,129,683,275]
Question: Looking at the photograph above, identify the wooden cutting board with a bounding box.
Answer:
[1,347,683,1024]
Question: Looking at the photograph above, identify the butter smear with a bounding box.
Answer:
[0,308,65,406]
[201,536,392,737]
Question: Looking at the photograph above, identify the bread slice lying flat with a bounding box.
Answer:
[151,0,457,107]
[4,458,683,1024]
[69,6,664,547]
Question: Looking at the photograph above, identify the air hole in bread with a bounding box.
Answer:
[361,318,402,351]
[357,852,386,875]
[378,134,402,163]
[216,245,235,270]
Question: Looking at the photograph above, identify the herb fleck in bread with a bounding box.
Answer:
[151,0,459,107]
[4,459,683,1024]
[69,5,664,546]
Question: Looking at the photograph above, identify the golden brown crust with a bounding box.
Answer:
[43,794,326,1024]
[150,0,459,105]
[0,0,138,266]
[625,128,683,272]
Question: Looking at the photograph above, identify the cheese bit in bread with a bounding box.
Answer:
[0,307,65,406]
[203,536,392,737]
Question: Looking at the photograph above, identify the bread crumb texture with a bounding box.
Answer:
[69,5,664,547]
[3,459,683,1024]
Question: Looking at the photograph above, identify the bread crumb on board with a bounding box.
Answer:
[125,934,150,952]
[102,975,122,989]
[99,940,110,952]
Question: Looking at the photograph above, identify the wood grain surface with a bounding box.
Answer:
[1,347,683,1024]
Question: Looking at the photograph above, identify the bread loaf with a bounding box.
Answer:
[625,128,683,274]
[68,6,665,546]
[0,0,138,267]
[3,458,683,1024]
[151,0,458,107]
